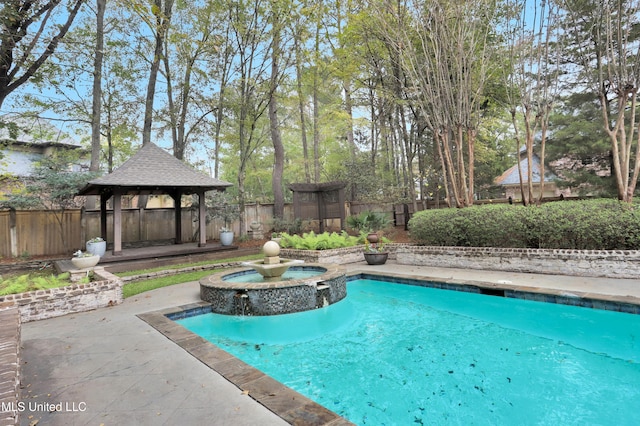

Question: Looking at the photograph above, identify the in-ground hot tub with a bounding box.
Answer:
[199,264,347,316]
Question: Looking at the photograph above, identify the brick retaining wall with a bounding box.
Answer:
[0,268,123,323]
[281,244,404,264]
[0,308,20,426]
[396,245,640,279]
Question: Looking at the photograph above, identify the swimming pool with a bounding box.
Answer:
[176,277,640,425]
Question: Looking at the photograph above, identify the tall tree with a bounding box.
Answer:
[503,0,562,205]
[312,4,322,183]
[289,2,313,183]
[267,1,287,219]
[209,18,235,179]
[227,0,271,235]
[0,0,86,108]
[561,0,640,202]
[14,0,143,173]
[160,1,218,160]
[132,0,174,146]
[547,92,614,196]
[390,0,501,207]
[91,0,106,172]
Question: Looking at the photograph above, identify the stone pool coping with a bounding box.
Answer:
[354,270,640,314]
[137,304,354,426]
[138,268,640,426]
[200,264,344,290]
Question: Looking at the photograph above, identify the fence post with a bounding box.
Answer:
[9,208,17,258]
[80,207,86,247]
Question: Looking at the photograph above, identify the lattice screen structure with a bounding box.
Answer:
[288,182,347,233]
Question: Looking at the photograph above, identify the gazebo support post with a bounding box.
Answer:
[317,191,325,233]
[338,187,346,230]
[198,190,207,247]
[173,191,183,244]
[112,190,122,255]
[100,194,108,241]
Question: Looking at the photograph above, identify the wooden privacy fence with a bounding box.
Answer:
[0,209,83,259]
[0,202,402,259]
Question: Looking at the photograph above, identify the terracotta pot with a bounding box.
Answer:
[366,232,379,244]
[364,252,388,265]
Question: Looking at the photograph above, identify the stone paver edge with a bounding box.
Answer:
[136,306,354,426]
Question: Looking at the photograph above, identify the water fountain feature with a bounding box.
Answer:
[240,240,304,279]
[199,241,347,315]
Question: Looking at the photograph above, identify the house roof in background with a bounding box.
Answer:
[495,153,557,186]
[78,142,232,195]
[1,117,85,177]
[0,116,80,147]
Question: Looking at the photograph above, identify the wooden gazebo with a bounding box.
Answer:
[288,181,347,232]
[78,143,232,255]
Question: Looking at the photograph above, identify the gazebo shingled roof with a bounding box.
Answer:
[78,143,232,255]
[79,142,231,195]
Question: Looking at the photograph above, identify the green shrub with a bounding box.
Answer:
[408,199,640,250]
[269,217,305,234]
[279,231,360,250]
[346,211,393,233]
[0,272,72,295]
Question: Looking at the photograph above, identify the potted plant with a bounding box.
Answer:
[219,226,234,246]
[86,236,106,257]
[71,250,100,269]
[363,239,389,265]
[210,191,240,246]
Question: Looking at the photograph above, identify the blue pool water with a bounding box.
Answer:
[223,268,323,283]
[177,279,640,425]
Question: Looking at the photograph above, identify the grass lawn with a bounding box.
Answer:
[120,253,262,298]
[0,253,262,298]
[122,269,220,298]
[116,254,261,277]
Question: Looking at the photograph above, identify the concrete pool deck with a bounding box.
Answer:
[19,262,640,425]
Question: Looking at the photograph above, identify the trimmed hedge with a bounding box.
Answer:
[408,199,640,250]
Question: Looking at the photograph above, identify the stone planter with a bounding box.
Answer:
[220,231,235,246]
[71,255,100,269]
[364,252,388,265]
[86,240,106,257]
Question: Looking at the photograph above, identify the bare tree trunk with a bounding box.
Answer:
[466,128,476,205]
[91,0,105,172]
[312,23,321,183]
[212,23,233,178]
[293,34,311,183]
[269,13,284,219]
[85,0,106,211]
[142,0,173,146]
[163,42,178,154]
[434,131,452,207]
[106,108,114,172]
